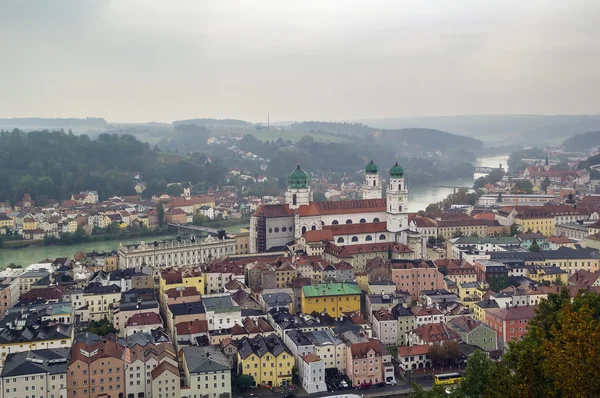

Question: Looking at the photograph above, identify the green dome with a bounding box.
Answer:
[365,160,378,174]
[288,164,309,188]
[390,162,404,178]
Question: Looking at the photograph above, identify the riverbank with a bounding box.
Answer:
[0,220,250,268]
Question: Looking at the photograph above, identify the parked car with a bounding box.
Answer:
[340,380,349,389]
[284,393,296,398]
[356,383,372,390]
[376,382,386,388]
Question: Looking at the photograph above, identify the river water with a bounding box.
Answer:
[409,155,509,212]
[0,222,250,268]
[0,155,508,268]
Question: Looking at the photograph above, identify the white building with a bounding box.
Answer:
[0,349,69,398]
[118,236,236,269]
[250,161,423,253]
[299,353,327,394]
[181,346,232,398]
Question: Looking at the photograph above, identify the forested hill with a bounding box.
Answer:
[172,118,251,127]
[0,117,107,130]
[562,131,600,152]
[289,121,483,152]
[382,128,483,152]
[0,130,227,204]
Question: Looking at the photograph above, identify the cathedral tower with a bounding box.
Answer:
[386,162,409,233]
[362,160,382,199]
[285,164,312,209]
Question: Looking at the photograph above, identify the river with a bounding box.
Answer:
[0,222,250,268]
[409,155,509,212]
[0,156,507,267]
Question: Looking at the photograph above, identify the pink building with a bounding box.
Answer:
[346,338,396,386]
[391,261,444,299]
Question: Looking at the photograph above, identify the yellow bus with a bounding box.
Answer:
[434,373,462,385]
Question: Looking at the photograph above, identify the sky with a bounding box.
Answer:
[1,0,599,123]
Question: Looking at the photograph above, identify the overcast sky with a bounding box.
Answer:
[1,0,599,123]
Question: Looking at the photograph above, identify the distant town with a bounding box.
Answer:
[0,131,599,397]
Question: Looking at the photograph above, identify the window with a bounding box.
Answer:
[365,235,373,241]
[351,236,358,242]
[346,219,352,224]
[360,218,366,223]
[292,194,297,206]
[337,237,344,244]
[379,234,386,240]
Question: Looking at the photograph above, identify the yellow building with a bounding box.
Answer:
[301,283,361,317]
[237,334,293,387]
[22,217,38,231]
[514,206,582,237]
[0,214,13,229]
[138,216,150,229]
[67,219,78,233]
[159,268,205,295]
[473,299,499,323]
[457,282,484,308]
[528,266,569,285]
[541,247,600,274]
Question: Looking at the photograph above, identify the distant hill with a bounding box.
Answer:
[172,118,251,127]
[0,117,108,131]
[288,121,482,153]
[359,115,600,145]
[562,131,600,152]
[381,128,483,153]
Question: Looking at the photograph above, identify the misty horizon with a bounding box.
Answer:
[2,1,600,123]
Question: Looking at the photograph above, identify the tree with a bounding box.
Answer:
[509,223,519,236]
[425,203,442,217]
[428,342,447,366]
[553,275,565,286]
[442,340,461,364]
[313,191,327,202]
[157,203,165,228]
[232,374,255,392]
[6,263,22,269]
[87,319,117,336]
[166,183,184,197]
[427,236,437,246]
[452,229,464,238]
[498,192,503,203]
[529,239,540,252]
[541,177,551,193]
[454,350,495,397]
[193,214,208,226]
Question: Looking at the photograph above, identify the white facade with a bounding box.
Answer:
[386,174,409,233]
[118,236,236,269]
[285,187,312,210]
[300,355,327,394]
[372,317,398,346]
[362,167,382,200]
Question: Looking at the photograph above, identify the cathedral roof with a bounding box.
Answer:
[365,160,378,175]
[298,199,386,216]
[390,162,404,178]
[288,164,310,189]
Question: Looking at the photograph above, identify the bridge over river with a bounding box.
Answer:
[166,223,221,236]
[474,165,505,173]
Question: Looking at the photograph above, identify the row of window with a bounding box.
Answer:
[336,234,386,244]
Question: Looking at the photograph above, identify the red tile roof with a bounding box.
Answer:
[175,320,209,336]
[303,229,334,242]
[397,344,430,357]
[298,199,386,216]
[302,353,321,363]
[349,338,385,358]
[151,361,179,380]
[126,312,162,327]
[486,305,536,321]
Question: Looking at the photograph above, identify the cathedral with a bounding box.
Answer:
[249,161,425,256]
